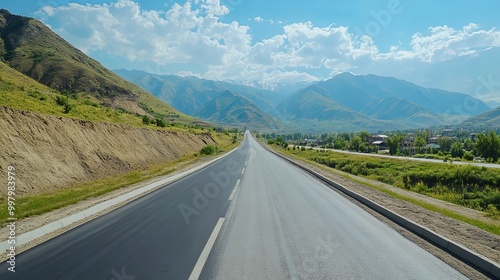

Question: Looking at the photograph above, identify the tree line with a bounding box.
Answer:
[262,130,500,163]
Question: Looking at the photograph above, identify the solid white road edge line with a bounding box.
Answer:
[188,218,225,280]
[228,179,240,201]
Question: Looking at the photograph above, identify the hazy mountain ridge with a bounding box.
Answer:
[276,72,491,131]
[115,69,284,130]
[192,90,282,131]
[118,68,494,132]
[463,107,500,126]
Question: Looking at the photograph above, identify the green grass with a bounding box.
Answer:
[347,174,500,235]
[272,146,500,235]
[0,61,212,133]
[283,147,500,211]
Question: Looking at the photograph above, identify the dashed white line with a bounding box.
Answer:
[245,160,248,166]
[228,179,240,201]
[188,218,225,280]
[241,167,245,175]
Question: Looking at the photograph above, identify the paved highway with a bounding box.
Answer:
[0,132,467,279]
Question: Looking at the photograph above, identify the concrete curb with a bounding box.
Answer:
[1,148,238,254]
[264,145,500,279]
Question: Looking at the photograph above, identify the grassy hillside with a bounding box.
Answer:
[0,61,144,125]
[0,9,198,126]
[115,69,285,118]
[277,72,491,132]
[193,90,282,131]
[277,89,405,132]
[464,107,500,126]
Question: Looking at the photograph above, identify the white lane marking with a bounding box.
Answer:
[189,218,225,280]
[245,160,248,166]
[241,167,245,175]
[228,179,240,201]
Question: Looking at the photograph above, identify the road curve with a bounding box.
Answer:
[0,132,467,279]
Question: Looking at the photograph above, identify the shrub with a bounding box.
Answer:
[462,151,474,161]
[200,145,216,155]
[63,103,72,114]
[142,115,151,125]
[55,95,69,106]
[155,118,166,127]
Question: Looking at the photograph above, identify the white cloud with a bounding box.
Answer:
[37,1,500,87]
[249,16,280,25]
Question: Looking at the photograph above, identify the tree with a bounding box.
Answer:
[349,136,363,152]
[386,135,403,155]
[450,141,464,158]
[358,131,371,143]
[142,115,151,125]
[476,131,500,162]
[414,136,426,153]
[333,137,348,150]
[437,137,454,152]
[155,118,166,127]
[463,138,474,151]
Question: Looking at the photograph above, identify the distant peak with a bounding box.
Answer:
[335,72,355,77]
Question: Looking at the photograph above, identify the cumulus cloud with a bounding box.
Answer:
[37,0,500,85]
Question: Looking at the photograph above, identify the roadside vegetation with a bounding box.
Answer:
[263,135,500,218]
[261,130,500,163]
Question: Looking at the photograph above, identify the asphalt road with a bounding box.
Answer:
[0,132,467,279]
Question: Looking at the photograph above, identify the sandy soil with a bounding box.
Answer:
[0,106,217,196]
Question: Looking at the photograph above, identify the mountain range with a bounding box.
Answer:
[114,69,285,130]
[117,69,493,132]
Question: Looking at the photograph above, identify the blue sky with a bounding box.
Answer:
[3,1,500,101]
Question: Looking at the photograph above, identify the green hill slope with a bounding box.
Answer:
[0,9,193,125]
[115,69,285,118]
[463,107,500,126]
[192,90,282,131]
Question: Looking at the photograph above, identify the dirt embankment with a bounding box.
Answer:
[0,106,216,195]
